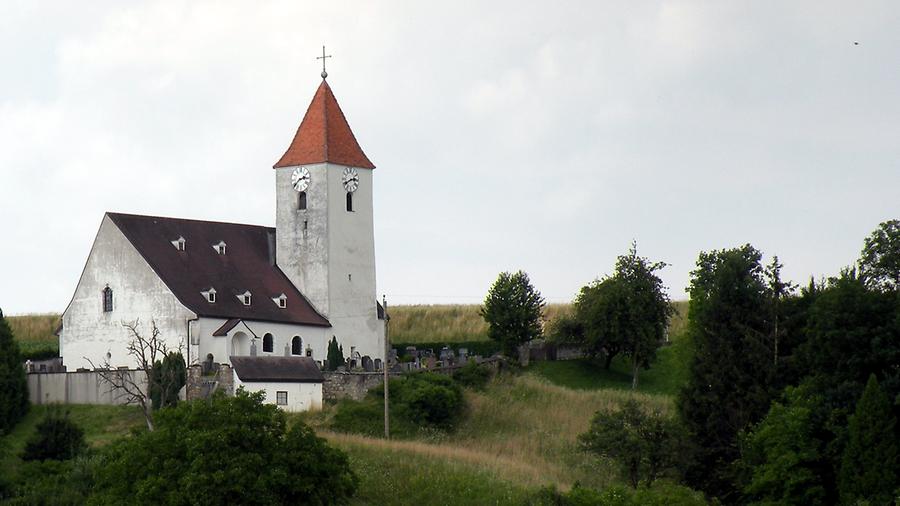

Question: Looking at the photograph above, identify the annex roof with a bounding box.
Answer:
[107,212,330,327]
[231,356,324,383]
[273,79,375,170]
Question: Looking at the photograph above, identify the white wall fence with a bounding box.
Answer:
[27,370,148,406]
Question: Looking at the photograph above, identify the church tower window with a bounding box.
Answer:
[102,286,113,312]
[291,336,302,355]
[263,333,274,353]
[298,191,307,210]
[346,192,353,212]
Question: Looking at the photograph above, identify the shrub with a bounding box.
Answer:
[150,352,186,410]
[22,406,87,462]
[452,361,491,390]
[0,309,29,433]
[91,389,357,505]
[532,482,706,505]
[331,373,466,437]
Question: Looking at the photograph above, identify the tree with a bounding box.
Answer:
[22,406,87,462]
[91,389,357,505]
[838,374,899,505]
[579,398,686,488]
[326,336,345,371]
[480,270,545,359]
[574,244,672,388]
[87,319,181,431]
[150,351,186,410]
[859,218,900,290]
[0,308,28,433]
[739,387,828,505]
[677,245,776,499]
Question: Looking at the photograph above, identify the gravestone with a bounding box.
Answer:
[374,358,383,371]
[439,347,455,362]
[362,355,374,372]
[458,348,469,364]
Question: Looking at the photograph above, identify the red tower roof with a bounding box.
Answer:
[273,80,375,169]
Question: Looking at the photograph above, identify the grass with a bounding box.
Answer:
[1,404,144,482]
[327,432,535,505]
[7,313,61,358]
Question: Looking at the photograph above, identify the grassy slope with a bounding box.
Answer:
[1,405,144,482]
[7,313,60,357]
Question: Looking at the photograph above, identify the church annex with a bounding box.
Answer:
[59,76,386,382]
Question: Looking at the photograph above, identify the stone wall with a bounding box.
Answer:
[27,370,148,405]
[322,371,398,401]
[185,363,233,400]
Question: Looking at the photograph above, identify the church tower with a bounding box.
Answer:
[273,76,383,359]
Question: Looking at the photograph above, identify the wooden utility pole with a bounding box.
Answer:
[383,294,390,439]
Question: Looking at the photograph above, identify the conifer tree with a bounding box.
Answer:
[0,308,29,433]
[327,336,345,371]
[838,374,899,505]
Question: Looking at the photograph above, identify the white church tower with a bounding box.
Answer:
[272,75,385,359]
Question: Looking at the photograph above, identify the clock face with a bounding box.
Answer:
[342,167,360,193]
[291,167,310,192]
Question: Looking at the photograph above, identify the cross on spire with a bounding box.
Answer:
[317,45,332,79]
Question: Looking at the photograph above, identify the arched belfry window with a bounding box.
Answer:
[291,336,302,355]
[263,333,274,353]
[298,191,307,210]
[102,286,113,312]
[346,192,353,212]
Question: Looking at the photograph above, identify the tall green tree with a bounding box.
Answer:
[150,352,186,410]
[480,270,545,359]
[838,374,899,505]
[859,218,900,291]
[677,245,776,499]
[326,336,345,371]
[0,308,29,433]
[574,244,672,388]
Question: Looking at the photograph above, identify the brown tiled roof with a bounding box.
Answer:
[107,212,330,327]
[231,356,324,383]
[273,79,375,169]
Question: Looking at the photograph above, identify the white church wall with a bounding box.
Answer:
[193,317,330,365]
[60,215,195,370]
[233,377,323,412]
[325,164,385,360]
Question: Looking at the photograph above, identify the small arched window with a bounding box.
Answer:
[291,336,302,355]
[102,286,113,312]
[346,192,353,212]
[298,191,307,210]
[263,333,274,353]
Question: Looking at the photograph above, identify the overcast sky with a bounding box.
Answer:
[2,1,899,314]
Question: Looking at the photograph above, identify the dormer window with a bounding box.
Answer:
[213,241,226,255]
[237,291,252,306]
[171,236,186,251]
[272,294,287,308]
[202,288,217,303]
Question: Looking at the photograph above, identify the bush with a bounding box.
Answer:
[5,458,96,505]
[150,352,186,410]
[452,361,492,390]
[331,373,466,437]
[22,406,87,462]
[91,389,357,505]
[0,309,29,433]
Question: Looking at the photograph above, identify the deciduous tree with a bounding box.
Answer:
[480,270,545,359]
[859,218,900,290]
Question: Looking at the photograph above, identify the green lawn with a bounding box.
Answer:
[528,334,692,397]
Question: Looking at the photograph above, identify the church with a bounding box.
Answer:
[58,74,386,383]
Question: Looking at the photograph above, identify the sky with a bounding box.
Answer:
[2,0,899,314]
